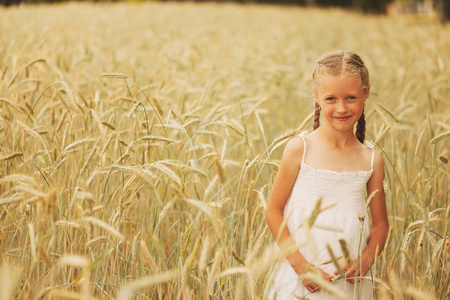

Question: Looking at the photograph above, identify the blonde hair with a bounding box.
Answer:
[312,51,369,143]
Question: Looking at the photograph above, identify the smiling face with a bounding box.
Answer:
[314,74,370,133]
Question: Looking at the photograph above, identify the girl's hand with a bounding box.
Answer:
[289,255,333,293]
[335,256,371,284]
[302,266,334,293]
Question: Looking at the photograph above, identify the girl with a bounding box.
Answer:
[265,51,389,299]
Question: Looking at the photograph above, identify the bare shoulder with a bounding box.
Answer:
[281,136,304,170]
[284,136,304,154]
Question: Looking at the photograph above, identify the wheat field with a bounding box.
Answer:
[0,2,449,299]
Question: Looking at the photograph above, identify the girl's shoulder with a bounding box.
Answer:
[285,133,305,155]
[287,131,312,157]
[282,133,306,167]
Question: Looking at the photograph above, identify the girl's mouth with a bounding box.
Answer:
[335,116,351,121]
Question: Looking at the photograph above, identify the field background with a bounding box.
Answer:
[0,2,449,299]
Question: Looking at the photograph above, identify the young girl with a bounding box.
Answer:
[265,51,389,299]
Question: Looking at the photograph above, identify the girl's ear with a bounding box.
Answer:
[364,84,371,100]
[313,88,319,103]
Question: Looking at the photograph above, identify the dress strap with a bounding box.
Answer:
[298,132,307,164]
[370,148,375,171]
[366,141,375,171]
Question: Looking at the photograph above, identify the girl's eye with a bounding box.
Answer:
[326,97,335,101]
[347,96,357,101]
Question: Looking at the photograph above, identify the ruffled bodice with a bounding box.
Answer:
[289,161,372,212]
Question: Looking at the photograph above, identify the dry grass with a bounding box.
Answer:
[0,2,449,299]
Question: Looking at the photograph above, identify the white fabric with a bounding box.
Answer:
[267,132,375,300]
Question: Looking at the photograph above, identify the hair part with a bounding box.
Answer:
[312,51,370,94]
[312,51,368,143]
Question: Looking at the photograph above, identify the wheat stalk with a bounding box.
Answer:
[0,195,23,205]
[0,97,22,113]
[207,248,223,296]
[63,138,96,153]
[17,120,41,140]
[135,135,177,143]
[157,160,208,178]
[98,73,128,79]
[1,152,24,161]
[78,217,125,241]
[81,146,98,174]
[127,101,142,118]
[149,162,182,186]
[430,131,450,144]
[376,102,398,122]
[117,269,177,300]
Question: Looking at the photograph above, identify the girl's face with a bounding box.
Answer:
[314,74,369,133]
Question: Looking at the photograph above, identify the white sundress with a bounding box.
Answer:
[267,132,375,300]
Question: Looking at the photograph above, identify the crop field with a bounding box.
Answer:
[0,2,449,299]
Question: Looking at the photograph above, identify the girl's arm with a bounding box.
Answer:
[339,151,389,283]
[265,137,333,292]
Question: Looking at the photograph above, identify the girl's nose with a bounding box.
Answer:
[337,101,347,113]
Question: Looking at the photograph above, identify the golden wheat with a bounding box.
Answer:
[0,2,448,299]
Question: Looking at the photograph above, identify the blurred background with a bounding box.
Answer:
[1,0,449,22]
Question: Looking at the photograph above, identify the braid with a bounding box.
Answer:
[356,109,366,143]
[313,102,320,130]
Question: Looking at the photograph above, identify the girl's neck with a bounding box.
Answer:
[316,125,358,149]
